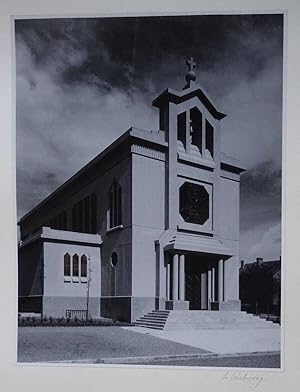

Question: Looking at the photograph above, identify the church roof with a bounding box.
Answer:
[18,127,167,225]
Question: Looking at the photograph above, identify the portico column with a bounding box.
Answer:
[218,259,224,302]
[212,267,216,302]
[172,254,179,301]
[201,272,208,309]
[179,254,185,301]
[166,261,171,300]
[207,269,212,309]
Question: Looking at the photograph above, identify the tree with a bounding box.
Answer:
[86,257,93,320]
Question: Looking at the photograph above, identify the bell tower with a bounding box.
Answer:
[152,57,226,234]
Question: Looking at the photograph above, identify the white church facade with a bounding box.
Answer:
[18,59,246,322]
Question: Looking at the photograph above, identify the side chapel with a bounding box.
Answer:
[18,58,246,322]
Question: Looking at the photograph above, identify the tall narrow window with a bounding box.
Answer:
[81,255,87,278]
[62,211,67,230]
[72,204,77,231]
[177,112,186,146]
[109,180,122,228]
[64,253,71,276]
[190,107,202,152]
[84,196,90,233]
[205,120,214,158]
[91,193,97,234]
[72,254,79,277]
[78,201,83,232]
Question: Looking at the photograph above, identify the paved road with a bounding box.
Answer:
[136,354,280,368]
[18,326,209,363]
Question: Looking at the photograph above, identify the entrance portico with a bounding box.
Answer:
[165,252,227,311]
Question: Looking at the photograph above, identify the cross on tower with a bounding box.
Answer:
[186,56,196,72]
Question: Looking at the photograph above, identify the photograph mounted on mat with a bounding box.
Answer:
[15,13,283,368]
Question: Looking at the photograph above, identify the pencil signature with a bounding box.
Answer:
[222,371,264,389]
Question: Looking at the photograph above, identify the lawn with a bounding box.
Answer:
[18,326,208,363]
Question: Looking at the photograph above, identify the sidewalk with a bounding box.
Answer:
[123,325,281,355]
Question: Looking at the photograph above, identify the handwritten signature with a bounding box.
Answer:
[222,371,264,389]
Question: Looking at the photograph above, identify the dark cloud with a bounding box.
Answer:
[240,161,281,231]
[15,14,283,260]
[15,15,283,92]
[239,160,281,261]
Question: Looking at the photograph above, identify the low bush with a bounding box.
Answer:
[18,316,131,327]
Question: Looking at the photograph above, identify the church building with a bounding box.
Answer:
[18,58,246,323]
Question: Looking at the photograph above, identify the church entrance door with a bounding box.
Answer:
[185,254,217,310]
[185,267,201,309]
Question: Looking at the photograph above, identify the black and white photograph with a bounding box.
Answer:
[15,13,283,369]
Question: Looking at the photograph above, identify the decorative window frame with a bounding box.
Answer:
[177,177,213,234]
[72,254,80,283]
[80,254,88,283]
[108,179,122,231]
[64,253,89,284]
[176,99,217,168]
[64,253,71,282]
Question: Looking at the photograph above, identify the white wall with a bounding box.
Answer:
[43,241,101,298]
[131,153,165,297]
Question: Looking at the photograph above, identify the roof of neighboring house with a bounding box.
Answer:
[240,259,281,276]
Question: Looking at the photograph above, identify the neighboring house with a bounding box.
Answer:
[239,258,281,317]
[18,59,246,322]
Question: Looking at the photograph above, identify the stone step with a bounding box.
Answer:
[137,318,167,325]
[134,309,170,330]
[162,310,280,331]
[134,323,164,330]
[150,311,170,315]
[165,314,266,320]
[140,315,169,322]
[165,319,280,326]
[134,321,165,330]
[134,310,280,331]
[166,317,278,324]
[171,321,276,327]
[163,325,274,331]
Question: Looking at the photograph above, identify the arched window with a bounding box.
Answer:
[177,111,186,146]
[81,255,87,278]
[109,180,122,228]
[64,253,71,276]
[190,107,202,152]
[72,254,79,277]
[111,252,118,268]
[205,119,214,158]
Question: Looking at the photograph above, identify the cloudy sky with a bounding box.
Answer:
[15,14,283,262]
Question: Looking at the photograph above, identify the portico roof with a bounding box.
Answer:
[164,233,234,258]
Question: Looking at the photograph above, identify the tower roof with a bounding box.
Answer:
[153,57,226,120]
[152,85,226,120]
